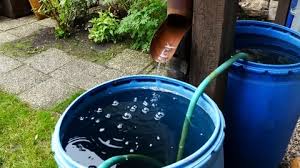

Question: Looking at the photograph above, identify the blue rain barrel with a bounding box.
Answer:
[52,75,225,168]
[225,20,300,168]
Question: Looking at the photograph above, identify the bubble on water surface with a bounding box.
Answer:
[142,107,149,114]
[96,108,102,113]
[156,136,160,140]
[79,116,84,121]
[130,105,137,112]
[154,112,165,120]
[91,117,95,120]
[129,149,134,153]
[133,97,137,102]
[149,144,153,147]
[125,141,129,145]
[99,128,105,132]
[117,123,123,129]
[105,114,111,119]
[150,92,160,102]
[143,101,148,106]
[130,107,136,112]
[112,100,119,106]
[95,119,100,123]
[122,112,132,120]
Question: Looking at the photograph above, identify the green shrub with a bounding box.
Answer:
[88,12,120,43]
[87,0,167,52]
[102,0,132,13]
[39,0,91,38]
[118,0,167,52]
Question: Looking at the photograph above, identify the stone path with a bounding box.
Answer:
[0,15,187,108]
[0,47,159,108]
[0,15,165,108]
[0,15,55,45]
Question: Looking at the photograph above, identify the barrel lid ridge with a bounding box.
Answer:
[233,21,300,75]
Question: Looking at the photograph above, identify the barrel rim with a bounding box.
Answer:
[51,75,224,168]
[234,20,300,75]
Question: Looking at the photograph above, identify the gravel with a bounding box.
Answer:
[281,118,300,168]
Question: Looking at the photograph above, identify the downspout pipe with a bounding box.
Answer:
[150,0,193,63]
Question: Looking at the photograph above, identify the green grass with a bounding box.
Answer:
[0,90,83,168]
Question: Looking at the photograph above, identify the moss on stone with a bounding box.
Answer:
[0,37,46,58]
[0,29,129,65]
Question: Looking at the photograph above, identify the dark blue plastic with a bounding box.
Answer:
[52,75,226,168]
[225,21,300,168]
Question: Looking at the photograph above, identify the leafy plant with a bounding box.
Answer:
[39,0,91,38]
[102,0,132,11]
[88,11,120,43]
[101,0,132,18]
[117,0,167,52]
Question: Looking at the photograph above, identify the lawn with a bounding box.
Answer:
[0,90,83,168]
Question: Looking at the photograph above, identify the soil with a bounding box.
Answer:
[32,27,113,53]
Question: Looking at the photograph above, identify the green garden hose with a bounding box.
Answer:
[176,52,248,160]
[98,52,249,168]
[98,154,164,168]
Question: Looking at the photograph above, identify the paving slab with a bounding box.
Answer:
[19,78,78,108]
[0,16,10,22]
[141,62,156,74]
[107,49,153,74]
[36,18,57,27]
[0,65,49,94]
[25,48,73,74]
[50,67,102,90]
[0,15,37,31]
[148,68,168,76]
[6,22,45,38]
[96,68,125,83]
[0,19,20,31]
[60,59,106,78]
[0,54,22,74]
[0,32,18,44]
[18,15,37,23]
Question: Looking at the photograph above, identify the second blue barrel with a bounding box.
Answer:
[225,20,300,168]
